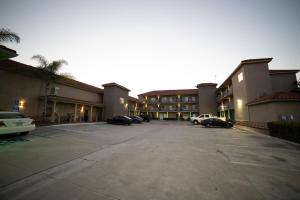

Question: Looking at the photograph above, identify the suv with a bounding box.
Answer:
[190,114,214,125]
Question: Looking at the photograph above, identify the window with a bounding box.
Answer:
[182,105,189,110]
[169,105,174,110]
[238,72,243,82]
[150,97,156,103]
[183,97,189,102]
[191,96,196,102]
[120,97,125,104]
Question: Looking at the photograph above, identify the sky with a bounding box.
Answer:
[1,0,299,97]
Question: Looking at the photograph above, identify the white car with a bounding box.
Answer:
[0,112,35,135]
[190,114,215,125]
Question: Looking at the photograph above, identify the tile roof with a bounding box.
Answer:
[247,92,300,105]
[128,96,141,103]
[0,59,103,93]
[269,69,299,75]
[138,89,198,96]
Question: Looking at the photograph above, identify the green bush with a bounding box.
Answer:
[163,118,178,120]
[267,121,300,143]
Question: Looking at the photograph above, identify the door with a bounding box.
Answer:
[84,109,89,122]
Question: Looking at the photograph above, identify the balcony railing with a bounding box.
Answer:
[145,107,199,112]
[217,87,233,101]
[218,102,234,111]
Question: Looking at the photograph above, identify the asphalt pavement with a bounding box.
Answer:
[0,121,300,200]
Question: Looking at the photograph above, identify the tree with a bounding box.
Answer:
[0,28,20,43]
[32,55,69,120]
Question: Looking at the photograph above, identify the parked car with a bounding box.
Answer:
[106,116,132,125]
[200,118,233,128]
[190,114,214,125]
[0,112,36,135]
[129,116,143,123]
[140,114,151,122]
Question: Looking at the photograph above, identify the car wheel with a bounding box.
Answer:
[193,120,199,125]
[226,124,231,128]
[205,124,210,128]
[20,131,29,136]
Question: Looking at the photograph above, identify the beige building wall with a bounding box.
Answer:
[56,84,102,103]
[249,102,300,122]
[0,69,103,121]
[103,85,129,119]
[244,62,272,102]
[270,73,297,93]
[197,84,217,115]
[232,67,248,121]
[232,61,273,122]
[0,70,45,117]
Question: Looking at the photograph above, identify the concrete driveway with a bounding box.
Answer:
[0,121,300,200]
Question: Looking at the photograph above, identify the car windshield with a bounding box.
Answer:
[123,116,131,119]
[0,113,26,119]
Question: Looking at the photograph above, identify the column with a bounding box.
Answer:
[51,101,56,123]
[74,104,77,122]
[89,106,93,122]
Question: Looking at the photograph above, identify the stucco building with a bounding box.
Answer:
[139,58,300,129]
[138,83,217,120]
[0,59,139,122]
[0,46,299,129]
[217,58,299,128]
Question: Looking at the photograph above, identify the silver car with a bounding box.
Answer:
[0,112,35,135]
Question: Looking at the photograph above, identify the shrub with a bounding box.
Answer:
[267,121,300,143]
[163,118,178,120]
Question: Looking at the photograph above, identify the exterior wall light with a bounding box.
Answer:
[125,103,128,109]
[80,106,84,113]
[19,100,25,109]
[237,99,243,108]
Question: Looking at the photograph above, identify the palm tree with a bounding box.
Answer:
[0,28,20,43]
[32,55,69,120]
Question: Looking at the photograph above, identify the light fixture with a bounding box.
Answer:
[237,99,243,108]
[80,106,84,113]
[19,100,25,109]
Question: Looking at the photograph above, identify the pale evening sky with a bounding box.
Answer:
[1,0,299,97]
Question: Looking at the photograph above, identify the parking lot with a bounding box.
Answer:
[0,121,300,200]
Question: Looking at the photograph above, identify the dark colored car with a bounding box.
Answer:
[200,118,233,128]
[140,114,151,122]
[106,116,132,125]
[129,116,143,123]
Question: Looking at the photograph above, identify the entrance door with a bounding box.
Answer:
[84,109,89,122]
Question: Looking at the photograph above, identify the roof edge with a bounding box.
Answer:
[102,82,130,91]
[217,58,273,90]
